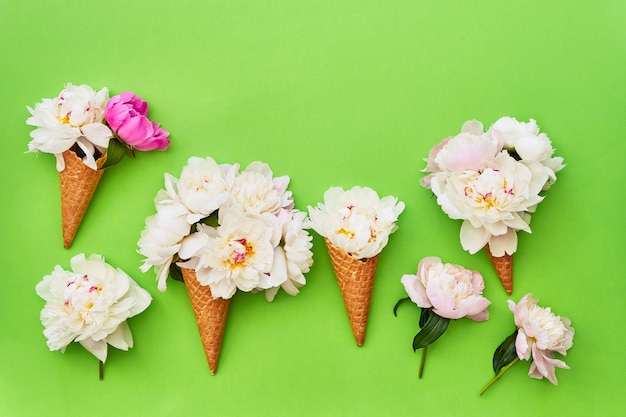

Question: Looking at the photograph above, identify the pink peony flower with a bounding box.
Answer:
[104,91,170,151]
[508,293,574,384]
[401,256,490,321]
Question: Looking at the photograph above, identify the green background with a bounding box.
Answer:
[1,1,624,416]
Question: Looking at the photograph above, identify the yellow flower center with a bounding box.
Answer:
[228,238,255,269]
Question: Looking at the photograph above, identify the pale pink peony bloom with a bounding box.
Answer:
[508,293,574,384]
[401,256,490,321]
[420,120,502,188]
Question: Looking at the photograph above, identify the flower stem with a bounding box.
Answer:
[418,345,428,379]
[99,360,104,381]
[479,357,519,396]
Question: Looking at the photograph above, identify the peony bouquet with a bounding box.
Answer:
[138,156,314,374]
[35,253,152,380]
[395,257,490,378]
[420,117,564,294]
[480,293,574,395]
[308,186,404,346]
[27,83,170,248]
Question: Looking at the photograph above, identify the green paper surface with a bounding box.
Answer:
[1,1,625,416]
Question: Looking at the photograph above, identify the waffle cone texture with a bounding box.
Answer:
[485,244,513,295]
[181,268,230,375]
[324,238,379,346]
[59,150,106,248]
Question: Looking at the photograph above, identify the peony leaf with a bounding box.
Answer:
[169,263,184,282]
[197,211,219,227]
[393,297,411,317]
[412,309,450,351]
[492,329,519,374]
[507,149,522,161]
[419,307,430,328]
[101,137,128,169]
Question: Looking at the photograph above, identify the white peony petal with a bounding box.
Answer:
[459,221,490,254]
[105,322,133,351]
[79,338,108,362]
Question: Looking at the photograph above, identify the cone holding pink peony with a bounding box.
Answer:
[485,244,513,295]
[27,83,170,248]
[421,117,564,293]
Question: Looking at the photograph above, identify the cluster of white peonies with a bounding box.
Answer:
[421,117,564,257]
[138,156,314,301]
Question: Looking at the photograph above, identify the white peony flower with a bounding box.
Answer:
[137,198,192,291]
[488,117,565,190]
[264,209,314,301]
[176,156,232,222]
[180,207,276,299]
[230,161,294,216]
[309,186,405,259]
[35,253,152,363]
[26,83,113,171]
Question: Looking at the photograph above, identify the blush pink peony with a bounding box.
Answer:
[508,293,574,384]
[401,256,490,321]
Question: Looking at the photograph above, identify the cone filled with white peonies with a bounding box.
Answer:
[309,186,404,346]
[420,117,564,294]
[138,156,314,374]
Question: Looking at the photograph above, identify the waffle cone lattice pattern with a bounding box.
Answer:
[181,268,231,375]
[325,238,379,346]
[485,244,513,295]
[59,150,105,248]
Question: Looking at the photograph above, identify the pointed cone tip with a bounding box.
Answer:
[180,268,230,375]
[324,238,379,347]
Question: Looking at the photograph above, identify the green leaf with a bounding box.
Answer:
[169,263,184,282]
[419,307,430,328]
[197,211,219,227]
[412,309,450,351]
[100,137,128,169]
[507,148,522,161]
[393,297,411,317]
[492,329,519,374]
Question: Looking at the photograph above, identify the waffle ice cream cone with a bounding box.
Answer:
[59,150,106,248]
[485,244,513,295]
[324,238,379,346]
[181,267,230,375]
